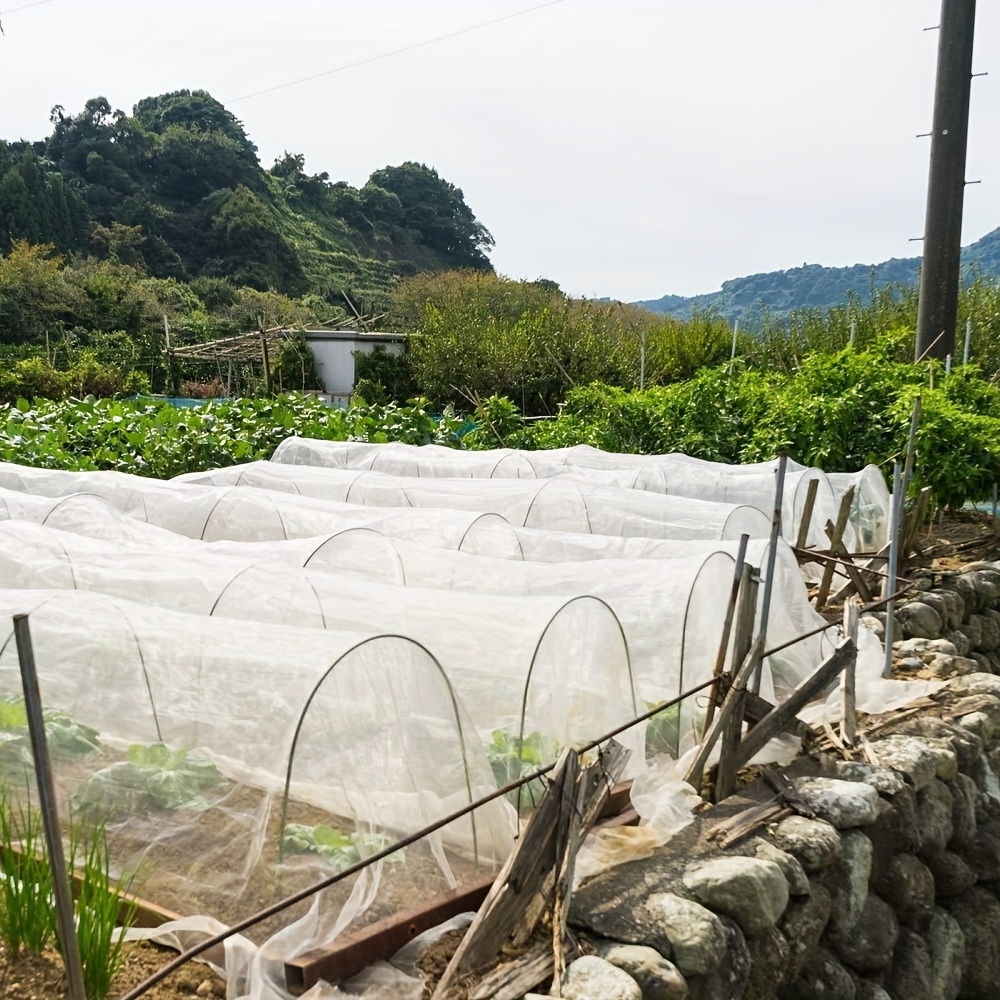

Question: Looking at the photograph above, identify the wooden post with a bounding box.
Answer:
[814,485,856,609]
[260,329,272,395]
[840,599,860,747]
[716,564,759,801]
[794,477,820,552]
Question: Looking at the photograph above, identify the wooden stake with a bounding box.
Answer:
[815,485,856,608]
[716,565,759,800]
[794,477,820,552]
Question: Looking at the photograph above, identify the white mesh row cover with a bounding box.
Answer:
[0,519,644,766]
[0,588,516,943]
[0,517,896,754]
[172,462,770,541]
[270,439,885,554]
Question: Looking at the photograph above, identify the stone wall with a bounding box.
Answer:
[869,562,1000,680]
[557,670,1000,1000]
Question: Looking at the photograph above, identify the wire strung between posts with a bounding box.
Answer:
[119,676,718,1000]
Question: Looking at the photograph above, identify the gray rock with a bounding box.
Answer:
[562,956,642,1000]
[867,736,953,791]
[949,671,1000,698]
[876,853,934,926]
[917,779,955,855]
[946,773,978,848]
[941,574,978,614]
[780,947,856,1000]
[963,614,984,650]
[826,831,872,941]
[928,654,979,677]
[895,637,958,660]
[596,943,688,1000]
[780,882,832,982]
[851,983,891,1000]
[681,856,789,937]
[943,628,972,658]
[970,612,1000,652]
[830,761,906,797]
[895,716,984,773]
[968,753,1000,807]
[745,925,790,1000]
[791,778,879,829]
[958,710,996,742]
[957,829,1000,881]
[642,894,727,977]
[772,816,843,873]
[946,886,1000,999]
[936,590,966,630]
[830,892,898,973]
[884,929,933,1000]
[965,568,1000,608]
[755,839,810,897]
[899,601,944,640]
[927,908,965,1000]
[684,917,750,1000]
[861,615,885,641]
[922,849,977,897]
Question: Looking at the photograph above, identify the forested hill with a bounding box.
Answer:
[634,226,1000,322]
[0,90,494,310]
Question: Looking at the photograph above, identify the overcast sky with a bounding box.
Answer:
[1,0,997,301]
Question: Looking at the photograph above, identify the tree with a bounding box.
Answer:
[367,162,494,269]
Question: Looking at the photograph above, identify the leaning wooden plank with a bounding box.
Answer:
[467,943,563,1000]
[822,519,873,605]
[432,750,576,1000]
[731,640,856,772]
[433,744,629,1000]
[743,690,813,742]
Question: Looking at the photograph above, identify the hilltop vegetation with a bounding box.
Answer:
[0,89,492,314]
[634,226,1000,323]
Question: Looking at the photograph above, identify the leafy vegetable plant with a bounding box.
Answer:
[280,823,404,871]
[0,695,100,772]
[485,729,551,809]
[72,742,224,817]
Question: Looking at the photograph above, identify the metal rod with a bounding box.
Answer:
[751,454,788,693]
[882,462,904,679]
[730,318,739,360]
[963,315,972,365]
[13,614,87,1000]
[993,482,998,519]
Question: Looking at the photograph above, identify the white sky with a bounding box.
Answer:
[1,0,997,301]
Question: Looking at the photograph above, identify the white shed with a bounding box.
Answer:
[303,330,405,405]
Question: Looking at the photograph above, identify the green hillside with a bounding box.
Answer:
[634,227,1000,323]
[0,90,493,314]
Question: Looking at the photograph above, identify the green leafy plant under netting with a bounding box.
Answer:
[0,696,100,771]
[645,702,681,758]
[485,729,551,809]
[72,742,224,816]
[279,823,405,870]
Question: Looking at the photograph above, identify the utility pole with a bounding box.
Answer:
[915,0,977,361]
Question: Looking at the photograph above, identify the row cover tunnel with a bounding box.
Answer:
[0,444,899,987]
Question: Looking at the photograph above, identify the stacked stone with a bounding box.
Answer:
[879,564,1000,679]
[560,672,1000,1000]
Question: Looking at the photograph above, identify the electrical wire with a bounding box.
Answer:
[227,0,564,104]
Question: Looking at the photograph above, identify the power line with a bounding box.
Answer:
[3,0,58,14]
[227,0,565,104]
